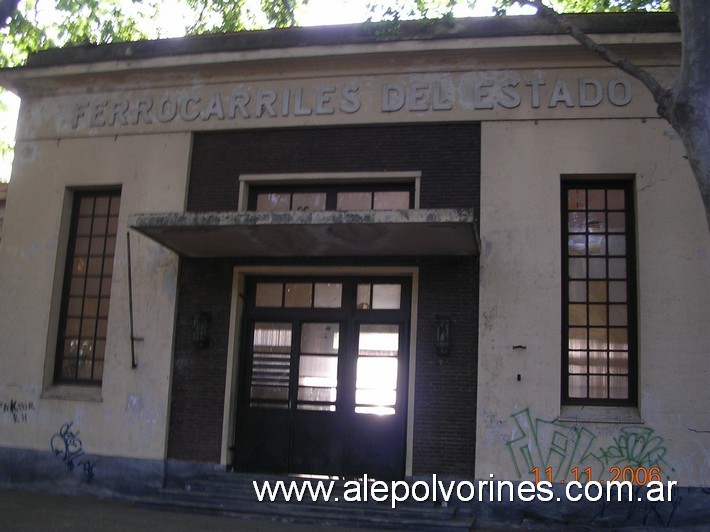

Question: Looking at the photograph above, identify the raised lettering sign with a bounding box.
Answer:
[69,74,633,130]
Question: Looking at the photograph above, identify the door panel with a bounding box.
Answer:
[234,321,292,473]
[235,277,410,480]
[346,322,408,480]
[290,321,344,475]
[290,409,345,476]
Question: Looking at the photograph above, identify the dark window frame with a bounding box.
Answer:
[54,188,121,385]
[242,275,412,412]
[247,182,415,211]
[561,177,638,406]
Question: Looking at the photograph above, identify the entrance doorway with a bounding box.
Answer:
[234,276,411,480]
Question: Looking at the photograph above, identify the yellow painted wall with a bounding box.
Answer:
[476,118,710,486]
[0,133,190,460]
[3,29,707,484]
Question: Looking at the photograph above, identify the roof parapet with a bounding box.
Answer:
[23,13,678,69]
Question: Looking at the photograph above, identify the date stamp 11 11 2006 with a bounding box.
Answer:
[532,465,664,485]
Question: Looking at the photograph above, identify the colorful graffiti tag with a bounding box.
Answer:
[506,408,673,483]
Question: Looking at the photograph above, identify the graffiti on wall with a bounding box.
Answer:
[50,421,95,481]
[0,399,36,424]
[506,408,682,527]
[506,408,674,483]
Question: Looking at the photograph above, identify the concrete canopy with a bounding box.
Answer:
[129,208,479,257]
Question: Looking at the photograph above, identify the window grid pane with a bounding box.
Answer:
[255,282,344,309]
[297,323,339,411]
[355,324,400,416]
[249,183,414,212]
[250,322,292,407]
[56,190,120,384]
[563,183,634,404]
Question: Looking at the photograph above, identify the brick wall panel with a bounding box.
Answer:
[170,123,480,474]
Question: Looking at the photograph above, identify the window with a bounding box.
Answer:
[245,276,408,415]
[562,179,636,405]
[255,282,343,308]
[249,183,413,212]
[249,322,292,407]
[55,189,121,384]
[355,324,399,415]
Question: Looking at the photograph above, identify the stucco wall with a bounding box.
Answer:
[476,117,710,486]
[0,132,190,461]
[1,17,702,488]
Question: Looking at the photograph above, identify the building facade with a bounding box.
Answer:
[0,182,7,242]
[1,13,708,496]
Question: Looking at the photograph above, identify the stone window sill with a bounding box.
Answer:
[41,385,103,403]
[559,405,642,424]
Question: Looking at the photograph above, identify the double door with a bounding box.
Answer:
[234,276,410,480]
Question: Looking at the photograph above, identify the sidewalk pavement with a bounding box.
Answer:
[0,488,358,532]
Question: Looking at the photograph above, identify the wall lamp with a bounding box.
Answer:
[435,315,451,356]
[192,312,211,348]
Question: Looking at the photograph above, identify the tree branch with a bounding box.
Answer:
[675,0,710,89]
[514,0,672,115]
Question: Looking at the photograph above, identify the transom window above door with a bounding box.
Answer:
[254,281,402,310]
